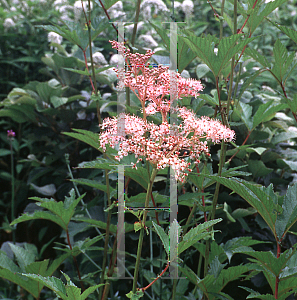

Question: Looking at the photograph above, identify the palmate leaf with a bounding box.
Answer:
[180,31,257,77]
[23,273,104,300]
[248,0,288,34]
[11,189,85,231]
[149,22,196,72]
[202,176,278,237]
[0,247,70,299]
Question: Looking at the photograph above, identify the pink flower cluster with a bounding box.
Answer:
[99,41,235,183]
[109,40,204,120]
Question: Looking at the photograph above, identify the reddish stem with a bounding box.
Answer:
[275,241,281,299]
[281,83,297,123]
[227,131,251,164]
[207,0,220,18]
[82,50,95,91]
[138,261,170,292]
[237,0,259,34]
[66,229,85,292]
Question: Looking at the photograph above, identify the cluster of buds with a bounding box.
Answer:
[99,41,235,182]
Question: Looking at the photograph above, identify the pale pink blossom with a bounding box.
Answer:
[99,42,235,183]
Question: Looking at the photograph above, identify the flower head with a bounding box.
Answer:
[99,110,235,183]
[100,43,235,183]
[7,130,16,139]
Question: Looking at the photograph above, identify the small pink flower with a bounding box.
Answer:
[7,130,16,139]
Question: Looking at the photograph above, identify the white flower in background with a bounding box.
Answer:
[74,1,93,21]
[48,32,63,50]
[102,93,112,100]
[182,0,194,17]
[3,18,16,30]
[173,1,182,9]
[93,52,108,65]
[138,34,158,48]
[181,70,190,79]
[109,54,124,66]
[140,0,169,20]
[125,21,144,34]
[107,1,125,19]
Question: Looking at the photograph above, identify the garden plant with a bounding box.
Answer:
[1,0,297,299]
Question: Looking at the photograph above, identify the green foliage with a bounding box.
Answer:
[11,189,85,231]
[24,272,104,300]
[0,243,70,299]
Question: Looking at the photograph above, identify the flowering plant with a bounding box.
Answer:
[99,41,235,183]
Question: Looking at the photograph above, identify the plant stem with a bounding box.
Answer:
[204,141,226,277]
[275,241,281,299]
[139,261,170,292]
[132,167,158,293]
[131,0,141,46]
[66,229,85,292]
[226,0,237,118]
[9,138,15,244]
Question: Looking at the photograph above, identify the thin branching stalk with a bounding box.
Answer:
[66,229,85,292]
[9,136,15,244]
[226,0,237,118]
[132,168,158,293]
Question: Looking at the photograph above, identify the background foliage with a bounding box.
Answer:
[1,0,297,299]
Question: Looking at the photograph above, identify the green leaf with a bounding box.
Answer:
[63,128,100,149]
[271,39,295,82]
[37,21,89,49]
[72,217,134,234]
[222,236,264,263]
[178,219,222,254]
[50,96,68,108]
[202,176,278,236]
[152,221,169,256]
[180,31,257,77]
[124,167,150,190]
[78,158,116,170]
[248,160,273,178]
[275,183,297,240]
[284,94,297,113]
[223,202,236,223]
[71,178,116,196]
[208,256,227,278]
[238,69,263,102]
[248,0,288,34]
[269,21,297,45]
[245,48,270,68]
[196,63,211,79]
[237,102,253,131]
[271,131,297,144]
[126,290,144,299]
[11,189,85,231]
[8,243,36,272]
[96,0,120,10]
[149,22,196,72]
